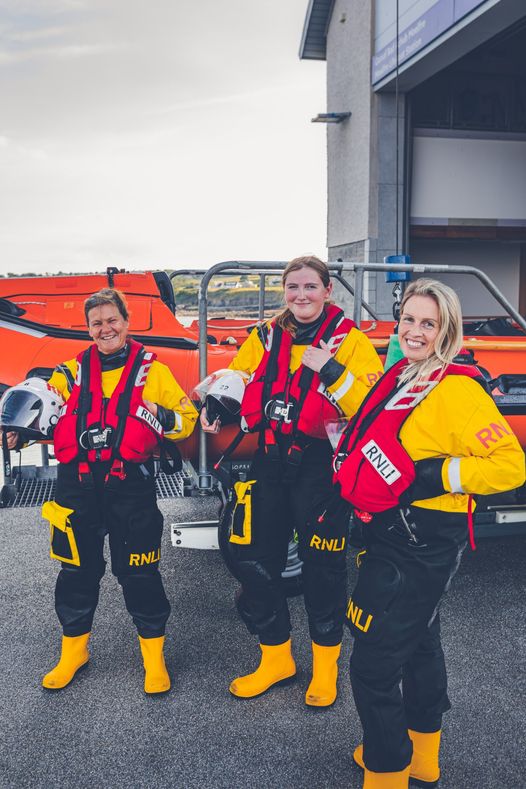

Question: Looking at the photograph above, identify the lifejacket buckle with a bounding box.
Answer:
[79,424,114,451]
[265,443,280,461]
[265,399,295,424]
[105,458,127,484]
[78,461,93,487]
[287,443,303,467]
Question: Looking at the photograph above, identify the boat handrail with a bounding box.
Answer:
[194,259,526,492]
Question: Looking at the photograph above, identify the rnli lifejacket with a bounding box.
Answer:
[53,339,164,475]
[239,305,355,460]
[332,357,485,514]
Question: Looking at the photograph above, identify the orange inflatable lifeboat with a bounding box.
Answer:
[1,267,526,459]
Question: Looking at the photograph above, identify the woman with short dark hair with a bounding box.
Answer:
[6,287,197,694]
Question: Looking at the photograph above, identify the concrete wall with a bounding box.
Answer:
[326,0,407,318]
[410,239,521,313]
[411,134,526,223]
[326,0,373,248]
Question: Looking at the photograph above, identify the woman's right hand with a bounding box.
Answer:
[200,407,221,434]
[0,431,19,450]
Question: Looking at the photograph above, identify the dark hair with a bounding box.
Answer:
[275,256,331,334]
[84,288,129,324]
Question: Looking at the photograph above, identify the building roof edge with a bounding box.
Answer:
[299,0,334,60]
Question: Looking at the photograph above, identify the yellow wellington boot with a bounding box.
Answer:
[42,633,90,690]
[408,730,441,787]
[305,641,341,708]
[229,639,296,698]
[354,735,440,788]
[138,635,171,694]
[363,765,410,788]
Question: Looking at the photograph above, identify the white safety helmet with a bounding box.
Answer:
[0,378,64,440]
[192,369,247,426]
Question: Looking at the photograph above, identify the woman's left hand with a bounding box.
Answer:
[143,399,158,418]
[302,340,332,372]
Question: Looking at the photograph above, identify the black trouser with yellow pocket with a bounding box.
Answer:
[347,507,467,773]
[42,460,170,638]
[229,438,351,646]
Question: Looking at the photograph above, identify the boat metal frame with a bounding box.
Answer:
[193,259,526,493]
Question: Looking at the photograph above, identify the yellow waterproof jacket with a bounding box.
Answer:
[229,322,383,420]
[400,375,525,512]
[49,357,198,442]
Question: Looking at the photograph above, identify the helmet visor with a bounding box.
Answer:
[0,389,41,432]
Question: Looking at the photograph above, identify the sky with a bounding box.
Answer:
[0,0,327,276]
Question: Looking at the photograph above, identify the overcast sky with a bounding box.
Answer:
[0,0,327,276]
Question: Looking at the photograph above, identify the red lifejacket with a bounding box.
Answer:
[332,357,485,514]
[240,305,356,445]
[53,339,164,470]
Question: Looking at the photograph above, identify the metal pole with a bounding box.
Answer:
[196,261,287,492]
[258,274,265,320]
[333,273,377,320]
[353,267,365,326]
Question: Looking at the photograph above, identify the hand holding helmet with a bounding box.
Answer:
[0,378,64,443]
[0,430,19,450]
[192,369,248,434]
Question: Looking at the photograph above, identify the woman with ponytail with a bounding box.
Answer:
[201,256,382,707]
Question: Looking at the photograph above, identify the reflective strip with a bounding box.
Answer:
[330,371,355,402]
[166,412,183,435]
[447,457,464,493]
[0,319,46,337]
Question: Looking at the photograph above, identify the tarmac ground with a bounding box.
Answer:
[0,497,525,789]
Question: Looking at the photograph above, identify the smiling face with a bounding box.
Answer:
[399,294,440,362]
[87,303,129,354]
[283,266,332,323]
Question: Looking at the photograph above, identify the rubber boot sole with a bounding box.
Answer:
[42,660,89,692]
[229,673,296,699]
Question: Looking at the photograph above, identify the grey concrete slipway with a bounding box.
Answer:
[0,497,524,789]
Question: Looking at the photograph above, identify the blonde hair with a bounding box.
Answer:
[275,256,331,335]
[397,278,463,387]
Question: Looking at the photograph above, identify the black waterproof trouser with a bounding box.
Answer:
[45,460,170,638]
[229,439,351,646]
[347,507,467,773]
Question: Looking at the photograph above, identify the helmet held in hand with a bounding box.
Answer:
[192,369,247,426]
[0,378,64,440]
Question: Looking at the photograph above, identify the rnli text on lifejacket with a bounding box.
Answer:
[361,439,402,484]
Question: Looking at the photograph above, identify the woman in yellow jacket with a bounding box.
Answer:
[342,279,525,788]
[201,256,383,706]
[5,288,197,694]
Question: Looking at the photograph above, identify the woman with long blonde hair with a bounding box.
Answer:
[336,278,525,788]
